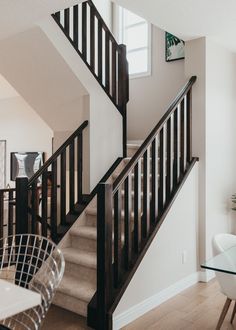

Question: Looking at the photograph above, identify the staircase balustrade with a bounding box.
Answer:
[95,76,197,329]
[15,121,88,241]
[52,0,129,156]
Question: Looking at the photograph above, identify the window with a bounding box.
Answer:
[117,7,151,78]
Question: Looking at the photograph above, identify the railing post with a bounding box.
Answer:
[16,177,29,234]
[97,183,113,330]
[119,44,129,158]
[186,88,193,163]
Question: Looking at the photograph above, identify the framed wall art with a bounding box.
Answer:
[0,140,6,189]
[165,32,185,62]
[10,152,44,181]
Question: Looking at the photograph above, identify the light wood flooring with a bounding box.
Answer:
[43,279,235,329]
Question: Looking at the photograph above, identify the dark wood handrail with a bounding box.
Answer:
[28,120,88,186]
[113,76,197,192]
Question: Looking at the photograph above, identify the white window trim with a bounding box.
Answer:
[112,4,152,79]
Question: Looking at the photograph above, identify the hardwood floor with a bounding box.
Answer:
[42,305,91,330]
[42,280,234,329]
[124,280,235,330]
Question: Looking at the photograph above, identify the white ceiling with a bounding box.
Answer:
[0,0,82,41]
[112,0,236,52]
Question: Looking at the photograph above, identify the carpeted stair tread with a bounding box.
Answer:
[70,226,97,240]
[62,247,96,269]
[58,273,96,303]
[85,207,97,216]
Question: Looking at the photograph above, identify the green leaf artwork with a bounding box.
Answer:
[166,32,185,62]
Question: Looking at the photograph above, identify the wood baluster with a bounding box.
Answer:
[143,148,151,237]
[118,45,127,111]
[97,183,113,330]
[134,160,142,253]
[151,138,158,222]
[114,189,122,287]
[64,8,70,36]
[60,151,66,226]
[16,177,29,235]
[180,98,185,175]
[124,175,132,269]
[105,31,110,91]
[42,171,48,237]
[51,160,58,241]
[82,2,87,59]
[31,182,37,235]
[0,191,3,241]
[73,5,79,49]
[186,89,192,163]
[90,5,95,71]
[112,43,117,103]
[158,130,164,212]
[173,108,178,185]
[69,141,75,212]
[8,190,14,236]
[97,20,103,83]
[77,133,83,204]
[166,118,172,201]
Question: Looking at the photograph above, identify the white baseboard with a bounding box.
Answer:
[113,272,201,330]
[199,269,215,283]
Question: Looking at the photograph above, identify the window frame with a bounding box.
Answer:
[113,4,152,79]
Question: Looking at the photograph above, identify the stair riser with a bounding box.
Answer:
[85,213,97,227]
[127,148,139,157]
[71,236,97,253]
[53,292,88,317]
[65,261,96,284]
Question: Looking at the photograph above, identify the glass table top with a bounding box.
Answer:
[201,246,236,275]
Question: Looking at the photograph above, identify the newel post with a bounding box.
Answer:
[97,183,113,330]
[119,44,129,158]
[16,177,29,234]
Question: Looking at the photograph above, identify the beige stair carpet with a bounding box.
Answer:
[53,143,142,318]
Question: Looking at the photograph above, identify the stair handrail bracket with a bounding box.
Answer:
[96,76,197,329]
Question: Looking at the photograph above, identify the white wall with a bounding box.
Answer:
[127,25,186,140]
[114,163,199,329]
[0,96,53,186]
[185,37,236,265]
[0,27,88,133]
[205,39,236,259]
[185,37,207,265]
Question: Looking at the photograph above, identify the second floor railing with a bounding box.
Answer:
[52,0,129,114]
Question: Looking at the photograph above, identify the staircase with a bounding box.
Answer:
[0,1,198,330]
[53,144,139,317]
